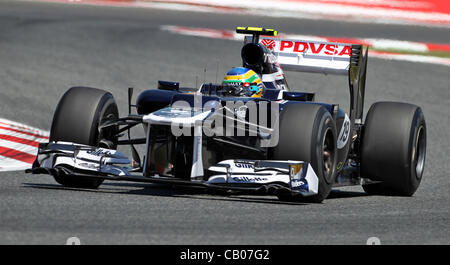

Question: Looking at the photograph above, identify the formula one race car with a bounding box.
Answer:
[27,27,427,203]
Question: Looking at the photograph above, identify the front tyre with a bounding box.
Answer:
[272,104,337,203]
[361,102,426,196]
[50,86,119,189]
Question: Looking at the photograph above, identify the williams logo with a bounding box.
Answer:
[87,149,112,156]
[234,162,254,169]
[232,176,268,182]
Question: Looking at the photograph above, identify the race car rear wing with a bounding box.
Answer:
[244,35,366,75]
[240,27,368,124]
[265,36,368,123]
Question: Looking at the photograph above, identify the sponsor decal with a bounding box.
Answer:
[272,39,352,57]
[86,149,112,156]
[261,39,275,50]
[232,176,268,182]
[223,82,241,86]
[290,164,308,191]
[234,162,254,169]
[291,179,306,188]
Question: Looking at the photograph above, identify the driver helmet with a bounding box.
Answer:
[222,67,263,98]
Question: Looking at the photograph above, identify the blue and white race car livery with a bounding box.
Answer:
[27,27,427,202]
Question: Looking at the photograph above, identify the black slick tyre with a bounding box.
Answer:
[49,86,119,189]
[361,102,426,196]
[272,104,337,203]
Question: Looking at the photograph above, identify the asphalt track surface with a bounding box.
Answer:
[0,0,449,244]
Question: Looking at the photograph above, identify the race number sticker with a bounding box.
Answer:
[337,114,350,149]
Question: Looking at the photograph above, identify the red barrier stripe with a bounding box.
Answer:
[0,121,43,133]
[0,125,49,140]
[426,43,450,52]
[324,37,371,47]
[0,134,41,147]
[0,121,46,134]
[0,146,36,164]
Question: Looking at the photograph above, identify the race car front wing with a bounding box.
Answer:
[27,142,319,196]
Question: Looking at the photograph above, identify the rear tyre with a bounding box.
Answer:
[50,86,119,189]
[272,104,337,203]
[361,102,426,196]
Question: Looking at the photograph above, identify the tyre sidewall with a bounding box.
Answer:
[50,87,119,189]
[361,102,426,196]
[273,104,337,202]
[311,108,337,199]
